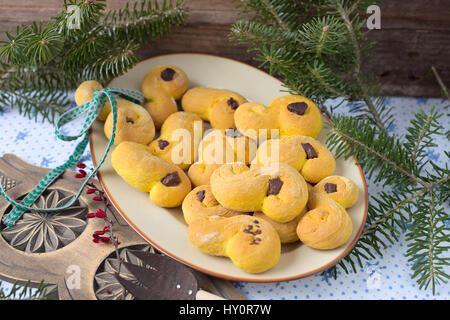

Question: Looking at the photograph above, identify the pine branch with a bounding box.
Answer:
[57,0,106,35]
[325,164,449,291]
[431,66,450,101]
[232,0,449,294]
[326,116,423,187]
[0,280,56,300]
[0,61,76,122]
[431,66,450,140]
[307,60,354,100]
[259,0,290,32]
[81,41,141,82]
[330,0,385,129]
[0,87,69,123]
[101,0,187,44]
[0,62,74,92]
[234,0,334,28]
[230,21,300,49]
[406,191,450,294]
[0,22,65,67]
[230,0,389,129]
[404,108,443,166]
[0,0,187,121]
[325,112,449,293]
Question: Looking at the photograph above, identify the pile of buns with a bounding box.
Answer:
[75,65,359,274]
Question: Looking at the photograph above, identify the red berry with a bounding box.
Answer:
[93,196,103,201]
[75,173,85,179]
[103,225,111,231]
[86,213,96,219]
[95,212,106,218]
[94,230,105,236]
[86,188,96,194]
[92,234,109,243]
[95,209,106,218]
[78,169,87,176]
[76,163,86,169]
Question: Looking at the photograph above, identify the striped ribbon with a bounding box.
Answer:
[0,87,144,227]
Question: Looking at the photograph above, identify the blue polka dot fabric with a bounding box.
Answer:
[0,96,448,299]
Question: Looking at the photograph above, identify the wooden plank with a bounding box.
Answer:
[0,0,448,97]
[361,0,450,97]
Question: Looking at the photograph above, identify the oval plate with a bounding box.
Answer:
[90,53,368,282]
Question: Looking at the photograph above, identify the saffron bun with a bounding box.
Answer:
[187,163,222,188]
[74,80,111,121]
[312,175,359,209]
[253,135,335,184]
[187,214,281,273]
[104,100,155,145]
[141,65,189,129]
[210,163,308,223]
[188,128,257,187]
[297,193,353,250]
[253,211,303,244]
[181,87,247,129]
[148,111,204,170]
[182,185,246,225]
[234,95,322,140]
[111,141,191,208]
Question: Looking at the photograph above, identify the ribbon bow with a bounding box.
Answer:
[0,87,144,226]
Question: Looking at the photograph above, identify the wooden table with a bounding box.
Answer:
[0,0,449,97]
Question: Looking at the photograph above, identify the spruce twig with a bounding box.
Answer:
[0,280,56,300]
[328,122,427,187]
[332,0,384,130]
[0,0,187,122]
[431,66,450,101]
[260,0,290,32]
[231,0,449,294]
[325,113,449,294]
[231,0,390,128]
[431,66,450,140]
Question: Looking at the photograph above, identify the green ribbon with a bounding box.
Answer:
[0,87,144,227]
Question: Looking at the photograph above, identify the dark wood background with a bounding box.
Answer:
[0,0,449,97]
